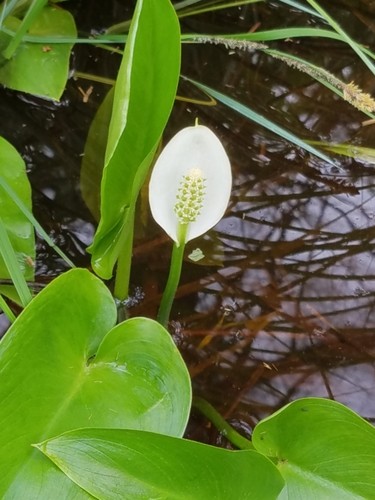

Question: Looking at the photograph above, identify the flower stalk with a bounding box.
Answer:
[157,225,187,326]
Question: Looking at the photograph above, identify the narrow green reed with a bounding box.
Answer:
[192,35,375,117]
[2,0,48,59]
[0,294,16,323]
[306,0,375,77]
[177,0,261,19]
[0,178,75,269]
[0,216,32,307]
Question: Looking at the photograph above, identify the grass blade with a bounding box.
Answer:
[185,77,337,167]
[184,28,342,43]
[306,0,375,76]
[184,29,375,62]
[264,48,375,117]
[0,293,16,323]
[2,0,48,59]
[0,177,75,268]
[177,0,261,18]
[276,0,322,18]
[0,216,32,307]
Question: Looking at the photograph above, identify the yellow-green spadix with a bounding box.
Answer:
[149,125,232,245]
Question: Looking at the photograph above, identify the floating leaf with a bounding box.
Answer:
[0,5,76,100]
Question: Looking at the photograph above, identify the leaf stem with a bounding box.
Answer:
[193,397,254,450]
[157,225,188,327]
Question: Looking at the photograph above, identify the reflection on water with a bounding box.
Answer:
[0,0,375,434]
[181,162,375,423]
[165,1,375,428]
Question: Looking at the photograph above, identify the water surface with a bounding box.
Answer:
[1,0,375,442]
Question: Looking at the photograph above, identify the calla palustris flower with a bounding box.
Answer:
[149,125,232,246]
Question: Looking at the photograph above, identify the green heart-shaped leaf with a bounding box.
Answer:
[0,268,191,497]
[253,398,375,499]
[37,428,284,499]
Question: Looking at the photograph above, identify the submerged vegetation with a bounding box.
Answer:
[0,0,375,497]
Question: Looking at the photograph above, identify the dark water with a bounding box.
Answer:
[1,0,375,444]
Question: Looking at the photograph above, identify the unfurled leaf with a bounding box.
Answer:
[87,0,181,280]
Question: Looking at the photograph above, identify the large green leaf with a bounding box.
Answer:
[87,0,181,282]
[0,136,34,281]
[0,268,191,497]
[253,398,375,499]
[37,429,284,499]
[0,4,76,100]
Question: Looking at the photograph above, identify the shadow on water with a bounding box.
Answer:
[1,0,375,441]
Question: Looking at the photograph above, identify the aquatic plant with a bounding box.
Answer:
[0,267,373,498]
[149,124,232,325]
[0,0,375,498]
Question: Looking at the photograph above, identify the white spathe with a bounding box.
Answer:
[149,125,232,244]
